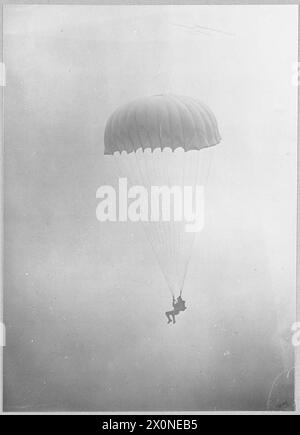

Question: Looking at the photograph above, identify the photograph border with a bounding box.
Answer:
[0,0,298,416]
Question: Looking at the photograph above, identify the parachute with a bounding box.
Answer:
[104,94,221,297]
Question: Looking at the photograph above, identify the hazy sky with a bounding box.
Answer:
[3,5,298,411]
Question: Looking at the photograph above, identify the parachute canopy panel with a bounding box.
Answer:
[104,94,221,155]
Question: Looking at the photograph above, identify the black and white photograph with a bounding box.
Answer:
[1,2,299,415]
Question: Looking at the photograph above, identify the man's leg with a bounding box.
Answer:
[165,311,173,323]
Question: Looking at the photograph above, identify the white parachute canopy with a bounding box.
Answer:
[104,94,221,297]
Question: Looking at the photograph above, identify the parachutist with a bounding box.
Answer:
[165,295,187,324]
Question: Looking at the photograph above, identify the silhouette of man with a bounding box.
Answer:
[165,295,187,324]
